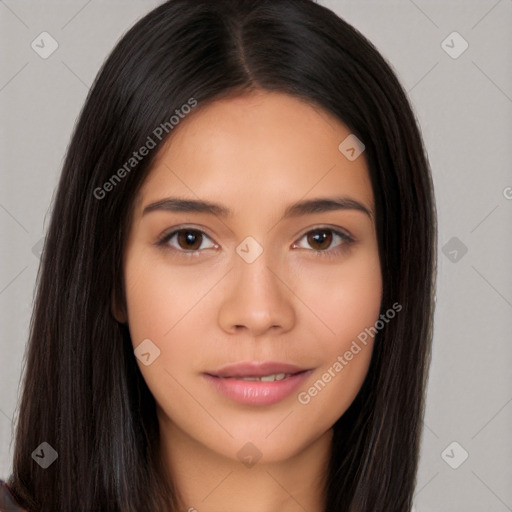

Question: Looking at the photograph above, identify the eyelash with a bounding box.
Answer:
[155,226,355,259]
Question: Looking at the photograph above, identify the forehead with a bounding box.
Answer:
[135,90,374,217]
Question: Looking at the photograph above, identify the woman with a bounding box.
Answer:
[1,0,437,510]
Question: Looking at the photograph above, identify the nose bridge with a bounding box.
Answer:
[217,240,295,335]
[234,233,280,290]
[236,245,279,298]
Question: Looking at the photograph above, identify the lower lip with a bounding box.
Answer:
[203,371,312,406]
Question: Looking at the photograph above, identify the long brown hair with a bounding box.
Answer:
[8,1,437,510]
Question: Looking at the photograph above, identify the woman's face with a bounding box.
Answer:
[118,91,382,464]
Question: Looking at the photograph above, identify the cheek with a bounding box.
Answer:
[291,248,382,420]
[292,244,382,344]
[123,246,210,340]
[122,251,218,380]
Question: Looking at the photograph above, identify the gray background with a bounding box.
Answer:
[1,1,511,510]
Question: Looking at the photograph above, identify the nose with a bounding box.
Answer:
[217,251,296,337]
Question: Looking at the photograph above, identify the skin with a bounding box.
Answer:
[114,90,382,512]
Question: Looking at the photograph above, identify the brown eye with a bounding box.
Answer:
[158,228,217,254]
[306,230,333,251]
[293,227,354,258]
[176,230,203,250]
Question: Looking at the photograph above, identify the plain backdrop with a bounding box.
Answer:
[1,1,511,511]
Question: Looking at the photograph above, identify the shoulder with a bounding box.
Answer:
[0,479,29,512]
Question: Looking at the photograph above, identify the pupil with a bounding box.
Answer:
[180,231,200,249]
[310,230,331,250]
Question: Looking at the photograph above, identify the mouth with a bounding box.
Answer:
[206,361,310,378]
[216,372,298,382]
[203,361,312,405]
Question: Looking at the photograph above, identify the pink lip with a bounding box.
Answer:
[204,361,312,406]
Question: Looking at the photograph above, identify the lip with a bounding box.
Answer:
[204,361,312,406]
[207,361,309,378]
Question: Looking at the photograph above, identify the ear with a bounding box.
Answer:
[111,286,128,324]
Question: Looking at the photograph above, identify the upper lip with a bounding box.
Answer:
[206,361,310,378]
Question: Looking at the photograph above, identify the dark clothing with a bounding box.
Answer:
[0,480,28,512]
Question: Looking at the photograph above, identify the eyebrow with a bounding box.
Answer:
[142,196,374,222]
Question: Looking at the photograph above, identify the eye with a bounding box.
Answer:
[157,228,217,254]
[292,227,354,257]
[156,226,354,258]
